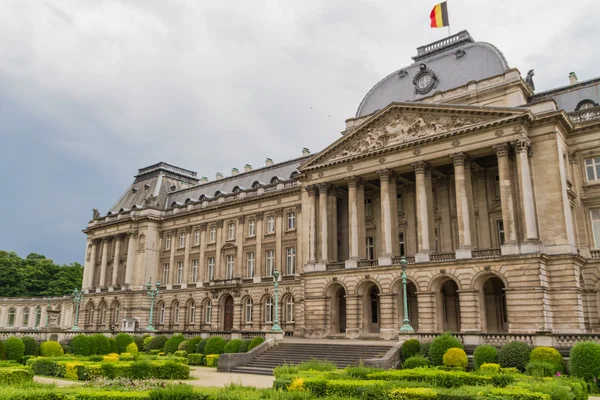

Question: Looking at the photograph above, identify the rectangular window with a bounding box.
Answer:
[194,230,200,245]
[265,249,274,276]
[205,302,212,324]
[286,247,296,275]
[165,235,171,250]
[585,156,600,182]
[209,226,216,243]
[207,257,215,281]
[591,210,600,248]
[246,252,255,278]
[245,300,253,323]
[179,232,185,248]
[228,223,235,240]
[366,236,375,260]
[176,261,183,284]
[365,197,373,218]
[497,220,505,246]
[192,259,199,283]
[287,212,296,230]
[226,255,234,279]
[399,232,405,256]
[494,174,501,199]
[267,216,275,233]
[265,298,273,323]
[434,227,439,253]
[162,263,169,285]
[285,298,294,323]
[248,219,256,236]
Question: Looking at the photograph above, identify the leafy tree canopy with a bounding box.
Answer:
[0,251,82,297]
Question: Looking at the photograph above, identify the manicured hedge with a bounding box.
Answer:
[148,335,168,351]
[92,334,111,355]
[401,339,421,360]
[237,339,251,353]
[530,346,564,373]
[21,337,39,357]
[248,337,265,351]
[164,335,185,355]
[186,337,202,354]
[71,335,92,356]
[188,354,205,366]
[366,368,495,388]
[403,356,430,369]
[40,341,64,357]
[443,348,467,369]
[223,339,243,353]
[0,340,5,360]
[498,341,532,372]
[0,368,34,385]
[116,333,134,354]
[428,333,463,366]
[205,354,220,367]
[133,336,144,353]
[473,344,498,369]
[569,341,600,381]
[5,337,25,362]
[204,337,226,355]
[125,342,139,357]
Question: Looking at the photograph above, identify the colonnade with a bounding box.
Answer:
[83,232,137,291]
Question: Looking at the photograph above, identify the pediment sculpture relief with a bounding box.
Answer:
[331,110,487,161]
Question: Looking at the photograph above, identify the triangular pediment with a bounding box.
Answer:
[300,102,527,170]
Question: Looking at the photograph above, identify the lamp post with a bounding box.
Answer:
[146,279,160,332]
[399,256,415,333]
[71,288,84,331]
[270,269,283,333]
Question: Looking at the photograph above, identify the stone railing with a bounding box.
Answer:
[430,252,456,262]
[392,256,415,266]
[241,331,266,339]
[482,333,535,346]
[554,334,600,348]
[472,249,502,259]
[590,250,600,259]
[326,262,345,271]
[419,333,465,344]
[357,259,379,268]
[569,106,600,123]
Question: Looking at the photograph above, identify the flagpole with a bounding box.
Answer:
[447,0,451,36]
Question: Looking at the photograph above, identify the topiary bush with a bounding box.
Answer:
[223,339,243,353]
[204,336,226,355]
[196,338,209,354]
[143,336,154,352]
[39,341,64,357]
[0,340,5,360]
[177,340,189,351]
[530,346,564,373]
[237,339,251,353]
[248,336,265,351]
[70,335,92,356]
[92,334,110,355]
[429,333,464,366]
[498,341,532,372]
[4,337,25,362]
[108,337,118,354]
[133,335,144,352]
[187,337,202,354]
[115,333,134,354]
[569,341,600,381]
[403,355,431,369]
[421,342,431,359]
[149,335,168,351]
[164,335,185,355]
[20,337,39,357]
[473,345,498,369]
[125,342,139,357]
[88,334,99,355]
[443,347,468,369]
[401,339,421,361]
[526,360,560,377]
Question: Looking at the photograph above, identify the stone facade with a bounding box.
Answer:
[3,32,600,344]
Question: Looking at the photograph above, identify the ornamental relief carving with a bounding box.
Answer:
[328,110,487,161]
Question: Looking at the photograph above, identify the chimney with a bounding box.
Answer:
[302,147,310,157]
[216,172,224,180]
[244,164,252,172]
[200,176,208,184]
[569,72,578,85]
[231,168,239,176]
[266,158,274,167]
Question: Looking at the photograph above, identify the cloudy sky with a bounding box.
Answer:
[0,0,598,265]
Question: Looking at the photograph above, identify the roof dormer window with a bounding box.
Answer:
[576,99,598,111]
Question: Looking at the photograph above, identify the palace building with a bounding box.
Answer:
[3,31,600,344]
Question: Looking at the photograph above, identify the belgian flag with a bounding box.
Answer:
[430,2,449,28]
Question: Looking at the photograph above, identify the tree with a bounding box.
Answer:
[0,251,26,297]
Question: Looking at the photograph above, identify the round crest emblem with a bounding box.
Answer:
[413,63,438,95]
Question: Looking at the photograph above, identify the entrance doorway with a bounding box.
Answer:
[337,287,347,333]
[223,295,234,331]
[327,284,347,334]
[439,280,461,332]
[482,277,508,332]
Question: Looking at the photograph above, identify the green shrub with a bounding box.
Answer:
[177,340,189,351]
[115,333,134,354]
[480,363,501,373]
[27,357,61,376]
[125,342,139,357]
[131,360,152,379]
[133,335,144,352]
[92,334,111,355]
[498,341,532,372]
[88,335,99,356]
[204,336,226,355]
[174,350,187,358]
[248,336,265,351]
[186,337,202,354]
[5,337,25,362]
[345,364,384,379]
[61,344,71,355]
[108,338,118,354]
[155,360,190,379]
[530,346,564,373]
[0,340,5,360]
[149,335,168,351]
[421,342,431,359]
[525,360,560,377]
[148,385,198,400]
[223,339,243,353]
[428,333,464,366]
[188,354,205,366]
[206,354,220,367]
[388,387,438,400]
[21,337,39,357]
[403,356,431,369]
[0,368,34,385]
[39,341,64,357]
[296,359,337,371]
[368,368,492,388]
[143,336,154,352]
[569,341,600,381]
[473,344,498,369]
[164,335,185,355]
[71,335,92,356]
[89,355,103,362]
[443,348,468,369]
[402,339,422,360]
[517,380,584,400]
[237,339,251,353]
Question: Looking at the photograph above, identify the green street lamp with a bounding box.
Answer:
[146,279,160,332]
[399,256,415,333]
[71,288,84,331]
[270,269,283,333]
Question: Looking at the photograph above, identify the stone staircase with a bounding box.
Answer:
[231,342,394,375]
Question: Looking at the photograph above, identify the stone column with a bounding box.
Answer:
[412,161,431,262]
[99,238,109,289]
[215,221,223,279]
[182,227,191,287]
[437,178,454,253]
[236,216,245,278]
[416,291,436,333]
[86,240,98,290]
[124,232,136,288]
[464,160,478,249]
[255,213,263,281]
[318,183,329,263]
[390,177,400,256]
[379,293,396,339]
[345,295,360,338]
[404,184,418,256]
[168,231,176,286]
[513,137,541,253]
[111,235,122,289]
[198,224,207,284]
[473,170,491,249]
[377,169,394,265]
[357,180,367,260]
[425,169,436,252]
[493,143,519,254]
[307,186,318,264]
[275,209,283,273]
[346,177,360,268]
[451,152,473,259]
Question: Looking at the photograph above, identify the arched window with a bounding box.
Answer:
[35,306,42,327]
[576,99,598,111]
[170,202,178,208]
[184,198,193,205]
[8,308,16,327]
[22,308,30,327]
[270,177,280,184]
[214,190,222,197]
[285,297,294,323]
[99,303,107,325]
[172,301,180,324]
[159,303,166,325]
[204,301,212,324]
[245,298,253,324]
[265,297,273,323]
[86,303,95,325]
[198,195,207,201]
[188,301,196,324]
[112,302,120,325]
[289,171,299,179]
[232,186,241,193]
[252,181,262,189]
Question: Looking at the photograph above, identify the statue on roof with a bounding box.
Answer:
[525,69,535,91]
[92,209,100,219]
